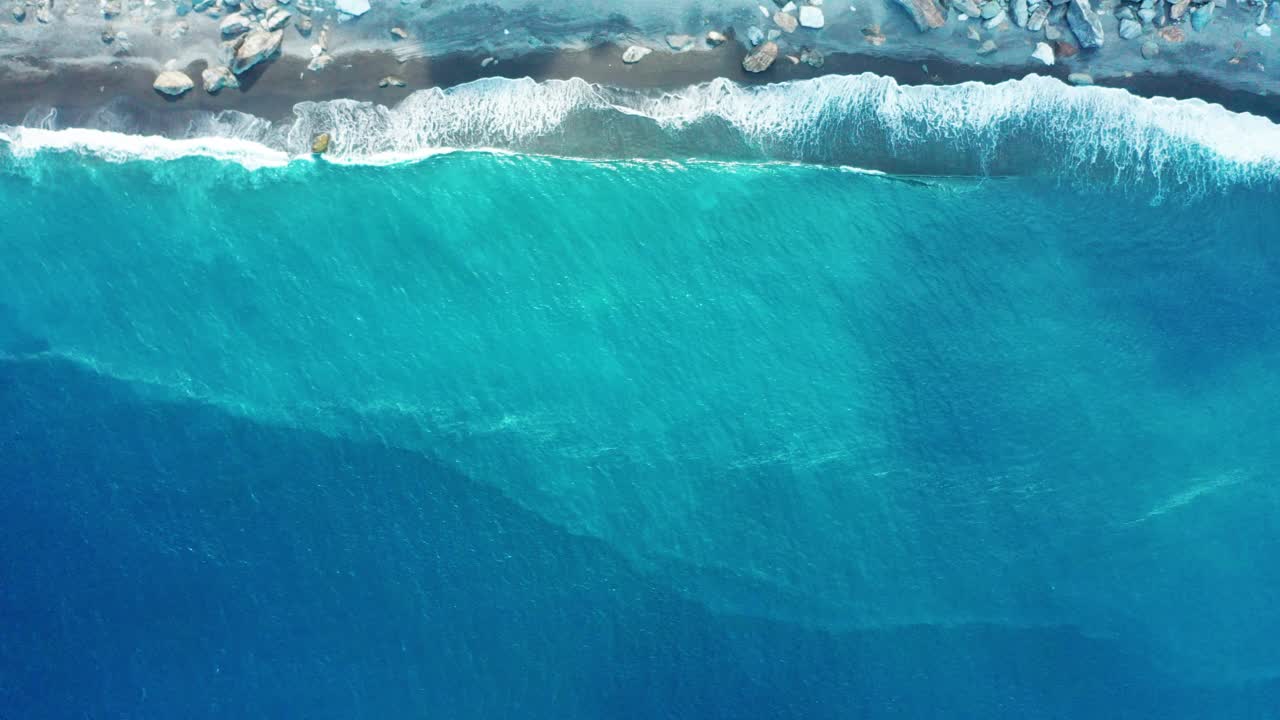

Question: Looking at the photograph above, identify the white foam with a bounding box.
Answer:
[4,74,1280,189]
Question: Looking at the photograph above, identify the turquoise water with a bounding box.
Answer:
[3,76,1280,717]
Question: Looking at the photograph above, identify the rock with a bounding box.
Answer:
[1137,7,1157,22]
[665,33,694,49]
[1028,2,1050,29]
[1031,41,1055,63]
[958,0,982,16]
[1045,23,1063,39]
[1119,17,1142,38]
[746,26,765,45]
[1067,71,1094,84]
[153,70,194,96]
[378,75,406,87]
[201,65,239,92]
[168,20,191,40]
[311,132,330,154]
[767,28,782,40]
[1013,0,1030,26]
[306,51,333,71]
[742,40,779,72]
[1055,39,1079,56]
[621,45,651,63]
[1067,0,1105,48]
[862,24,887,44]
[264,6,290,30]
[1141,39,1160,56]
[231,29,283,74]
[980,1,1000,18]
[1169,0,1190,19]
[800,47,825,66]
[890,0,952,28]
[984,9,1007,27]
[1258,23,1272,37]
[706,30,727,46]
[334,0,368,15]
[101,0,121,17]
[967,24,982,40]
[295,16,312,35]
[220,13,252,37]
[1157,25,1185,41]
[1189,2,1213,29]
[101,27,115,43]
[11,4,24,21]
[799,5,824,27]
[976,38,999,53]
[192,0,215,11]
[390,26,409,39]
[34,4,48,22]
[774,11,798,31]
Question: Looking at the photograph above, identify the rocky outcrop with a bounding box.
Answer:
[742,41,778,72]
[1066,0,1104,48]
[231,30,283,74]
[891,0,948,31]
[153,70,194,96]
[201,65,239,93]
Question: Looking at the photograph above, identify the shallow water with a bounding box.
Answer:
[3,77,1280,717]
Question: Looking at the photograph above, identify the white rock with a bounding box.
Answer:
[153,70,194,96]
[334,0,368,16]
[1031,41,1055,65]
[782,1,797,10]
[706,30,727,45]
[621,45,652,63]
[201,65,239,92]
[799,5,824,27]
[1258,23,1272,36]
[307,52,333,71]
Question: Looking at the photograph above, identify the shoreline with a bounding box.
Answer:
[3,41,1280,137]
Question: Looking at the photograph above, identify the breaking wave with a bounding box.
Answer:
[5,73,1280,192]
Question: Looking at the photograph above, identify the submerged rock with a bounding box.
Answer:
[621,45,651,63]
[892,0,948,30]
[799,5,824,27]
[742,40,779,72]
[1067,0,1105,47]
[666,33,694,49]
[1141,39,1160,57]
[311,132,330,154]
[231,29,283,74]
[800,47,825,67]
[201,65,238,93]
[153,70,194,96]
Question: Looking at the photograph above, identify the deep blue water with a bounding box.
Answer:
[3,91,1280,717]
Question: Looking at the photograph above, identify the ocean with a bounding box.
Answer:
[2,75,1280,718]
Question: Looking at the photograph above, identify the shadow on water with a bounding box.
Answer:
[2,355,1279,719]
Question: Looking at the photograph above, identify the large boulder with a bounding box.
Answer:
[742,41,778,72]
[153,70,194,96]
[231,29,283,74]
[891,0,948,31]
[1067,0,1104,48]
[798,5,824,27]
[201,65,239,93]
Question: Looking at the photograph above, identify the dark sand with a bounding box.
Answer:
[3,40,1280,134]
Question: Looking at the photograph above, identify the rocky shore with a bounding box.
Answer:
[2,0,1279,129]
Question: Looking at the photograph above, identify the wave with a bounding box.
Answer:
[5,73,1280,191]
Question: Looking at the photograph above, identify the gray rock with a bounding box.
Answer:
[1119,17,1142,38]
[774,11,798,31]
[1028,2,1051,29]
[201,65,239,93]
[219,13,252,37]
[981,1,1001,18]
[706,30,727,46]
[958,0,982,16]
[1013,0,1030,26]
[798,5,824,27]
[976,38,999,53]
[390,26,409,39]
[295,16,312,36]
[192,0,215,11]
[984,8,1007,27]
[665,33,694,49]
[378,75,406,88]
[1067,72,1094,84]
[306,51,333,71]
[1140,39,1159,57]
[1067,0,1105,47]
[101,0,121,17]
[801,47,825,67]
[101,27,114,43]
[231,29,283,74]
[34,4,48,22]
[153,70,195,96]
[11,4,25,21]
[891,0,949,30]
[767,28,782,40]
[746,26,765,45]
[1170,0,1190,19]
[1268,1,1280,22]
[742,41,779,72]
[1190,2,1213,28]
[1045,23,1063,39]
[1138,7,1157,22]
[1115,5,1135,20]
[264,6,291,30]
[621,45,651,63]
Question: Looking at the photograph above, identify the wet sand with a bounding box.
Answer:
[3,40,1280,134]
